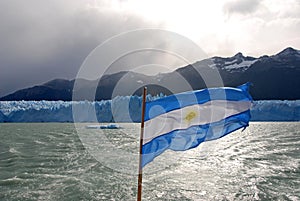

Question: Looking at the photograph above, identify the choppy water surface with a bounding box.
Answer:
[0,122,299,200]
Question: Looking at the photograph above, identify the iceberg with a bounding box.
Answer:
[0,97,299,122]
[85,124,122,129]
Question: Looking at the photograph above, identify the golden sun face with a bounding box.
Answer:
[184,110,198,125]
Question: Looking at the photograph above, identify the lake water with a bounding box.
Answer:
[0,122,299,200]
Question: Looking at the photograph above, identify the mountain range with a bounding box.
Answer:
[1,47,300,101]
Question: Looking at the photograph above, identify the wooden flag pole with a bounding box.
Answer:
[137,87,147,201]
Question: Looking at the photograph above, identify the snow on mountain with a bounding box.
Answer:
[276,47,300,57]
[1,98,299,122]
[271,47,300,63]
[223,59,257,71]
[209,53,258,72]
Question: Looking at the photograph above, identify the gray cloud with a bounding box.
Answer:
[223,0,261,16]
[0,0,162,96]
[1,0,299,97]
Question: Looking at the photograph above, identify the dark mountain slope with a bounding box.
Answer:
[1,47,299,101]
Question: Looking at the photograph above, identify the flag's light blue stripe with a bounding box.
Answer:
[142,110,250,167]
[145,83,252,121]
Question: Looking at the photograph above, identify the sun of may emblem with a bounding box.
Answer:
[184,110,198,124]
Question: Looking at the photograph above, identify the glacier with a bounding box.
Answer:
[0,97,299,122]
[251,100,300,121]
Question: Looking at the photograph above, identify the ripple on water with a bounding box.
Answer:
[0,122,299,200]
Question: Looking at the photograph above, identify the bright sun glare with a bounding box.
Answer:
[124,0,224,40]
[86,0,300,58]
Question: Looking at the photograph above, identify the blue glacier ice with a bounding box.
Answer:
[251,100,300,121]
[0,94,162,123]
[0,110,6,122]
[0,97,299,122]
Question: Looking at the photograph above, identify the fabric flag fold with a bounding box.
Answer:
[142,83,253,167]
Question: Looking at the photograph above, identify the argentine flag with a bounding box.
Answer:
[142,83,252,167]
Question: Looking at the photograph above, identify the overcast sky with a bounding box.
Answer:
[0,0,299,96]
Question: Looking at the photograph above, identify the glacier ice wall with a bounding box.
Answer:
[0,94,162,123]
[250,100,300,121]
[0,110,6,122]
[0,97,299,122]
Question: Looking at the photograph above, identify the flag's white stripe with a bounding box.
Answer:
[143,100,251,145]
